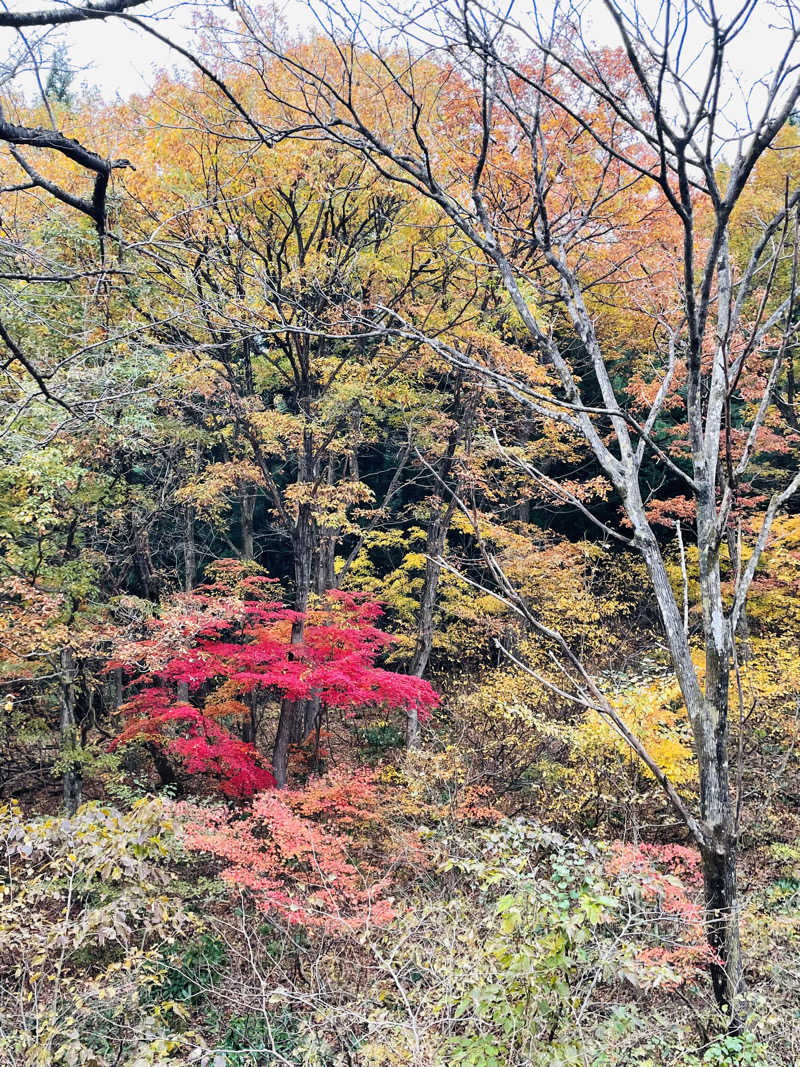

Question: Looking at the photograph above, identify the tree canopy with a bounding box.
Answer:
[3,2,800,1063]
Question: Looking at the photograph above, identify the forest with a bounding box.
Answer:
[2,0,800,1063]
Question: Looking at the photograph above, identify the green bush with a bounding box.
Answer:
[151,933,228,1009]
[212,1009,303,1066]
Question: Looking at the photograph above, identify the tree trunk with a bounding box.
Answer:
[241,492,255,561]
[303,691,322,739]
[304,475,337,750]
[183,504,196,592]
[272,502,314,787]
[701,834,743,1023]
[698,635,743,1023]
[241,692,258,745]
[59,646,82,815]
[133,518,158,602]
[407,496,456,746]
[726,524,751,654]
[696,478,743,1021]
[111,666,123,717]
[147,742,179,791]
[637,517,743,1022]
[314,461,337,595]
[315,535,336,595]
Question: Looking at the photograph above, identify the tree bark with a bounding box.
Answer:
[133,516,158,602]
[303,691,323,741]
[315,535,336,595]
[59,646,82,815]
[241,492,255,561]
[407,495,456,746]
[241,691,258,745]
[183,504,196,592]
[637,519,743,1020]
[701,835,743,1022]
[272,501,314,786]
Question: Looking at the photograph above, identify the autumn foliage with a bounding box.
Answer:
[180,769,401,930]
[110,563,438,795]
[604,841,714,989]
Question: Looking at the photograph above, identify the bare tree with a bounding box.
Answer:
[206,0,800,1022]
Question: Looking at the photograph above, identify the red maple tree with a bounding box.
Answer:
[110,563,438,795]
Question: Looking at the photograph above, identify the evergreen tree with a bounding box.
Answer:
[45,45,73,105]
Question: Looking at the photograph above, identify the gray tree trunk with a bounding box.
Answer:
[241,492,255,561]
[407,495,457,745]
[59,646,81,815]
[183,504,196,593]
[272,499,314,787]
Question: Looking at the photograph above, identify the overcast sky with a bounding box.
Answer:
[1,0,795,130]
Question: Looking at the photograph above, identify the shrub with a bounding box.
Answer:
[0,797,200,1065]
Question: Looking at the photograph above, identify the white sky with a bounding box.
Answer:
[0,0,795,124]
[1,0,231,100]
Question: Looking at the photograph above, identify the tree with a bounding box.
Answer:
[181,769,400,930]
[0,0,204,398]
[222,0,800,1021]
[111,561,438,790]
[0,427,124,812]
[115,74,477,777]
[44,45,74,105]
